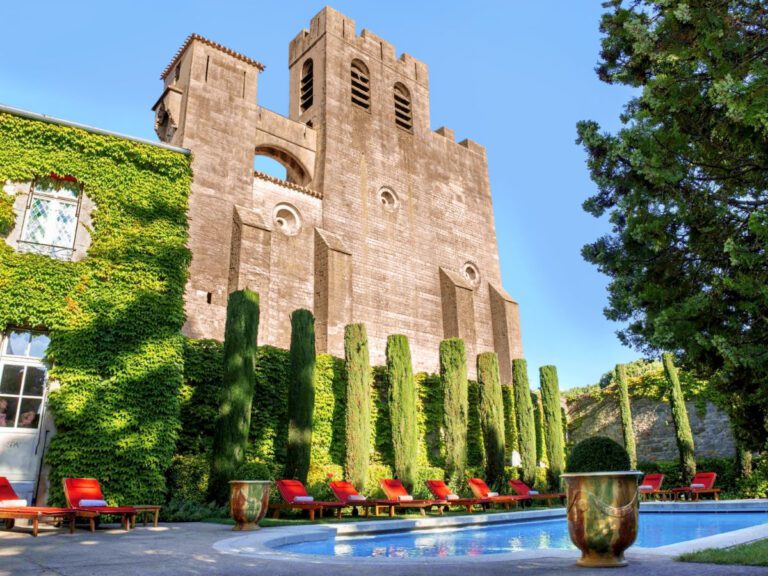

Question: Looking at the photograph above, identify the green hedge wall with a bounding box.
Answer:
[0,112,192,506]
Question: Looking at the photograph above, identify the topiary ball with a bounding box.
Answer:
[567,436,631,473]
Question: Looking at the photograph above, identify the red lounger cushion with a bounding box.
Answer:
[0,477,21,502]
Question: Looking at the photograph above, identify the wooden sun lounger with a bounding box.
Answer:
[669,472,720,501]
[508,479,565,505]
[468,478,527,509]
[0,507,79,537]
[271,480,347,521]
[63,478,138,531]
[425,480,488,513]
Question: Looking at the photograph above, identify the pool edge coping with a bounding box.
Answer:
[213,499,768,566]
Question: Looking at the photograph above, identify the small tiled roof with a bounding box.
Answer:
[161,33,265,79]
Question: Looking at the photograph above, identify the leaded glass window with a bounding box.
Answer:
[19,175,81,260]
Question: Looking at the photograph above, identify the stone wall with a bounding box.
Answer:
[567,395,735,461]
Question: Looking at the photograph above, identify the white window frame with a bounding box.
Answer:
[0,330,49,433]
[18,175,82,260]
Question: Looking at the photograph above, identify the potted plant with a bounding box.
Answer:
[561,437,642,568]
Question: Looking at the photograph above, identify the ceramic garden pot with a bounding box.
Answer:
[229,480,271,531]
[561,471,642,568]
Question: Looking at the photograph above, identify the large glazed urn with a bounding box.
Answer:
[561,471,642,568]
[229,480,271,531]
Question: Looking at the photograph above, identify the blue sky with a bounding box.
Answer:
[1,1,643,389]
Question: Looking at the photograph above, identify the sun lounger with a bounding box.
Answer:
[329,480,401,517]
[380,479,441,516]
[63,478,138,531]
[508,479,565,505]
[669,472,720,501]
[638,473,666,500]
[270,479,346,521]
[425,479,487,513]
[468,478,526,509]
[0,476,77,536]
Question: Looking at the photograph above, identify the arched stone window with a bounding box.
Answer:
[351,60,370,110]
[300,59,313,112]
[394,83,413,131]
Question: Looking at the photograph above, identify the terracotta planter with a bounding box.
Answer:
[561,471,642,568]
[229,480,271,531]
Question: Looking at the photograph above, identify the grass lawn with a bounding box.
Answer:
[206,505,561,528]
[678,539,768,567]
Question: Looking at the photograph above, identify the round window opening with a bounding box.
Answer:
[462,262,481,288]
[273,204,302,236]
[378,188,399,211]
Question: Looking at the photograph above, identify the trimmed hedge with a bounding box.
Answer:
[615,363,637,468]
[502,384,519,461]
[477,352,505,488]
[567,436,631,472]
[533,391,547,465]
[208,289,260,504]
[0,112,192,506]
[285,310,316,483]
[344,324,371,488]
[386,335,418,490]
[512,359,537,486]
[539,365,566,487]
[467,379,486,469]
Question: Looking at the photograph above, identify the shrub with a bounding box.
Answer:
[614,363,637,468]
[477,352,506,488]
[567,436,631,473]
[209,289,260,505]
[344,324,371,489]
[167,453,210,505]
[364,463,394,499]
[386,335,418,491]
[306,463,344,502]
[234,460,274,481]
[160,499,228,522]
[440,338,468,487]
[512,359,537,485]
[662,353,696,484]
[414,466,445,500]
[285,309,316,483]
[539,365,566,487]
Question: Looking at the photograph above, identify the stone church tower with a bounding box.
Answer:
[152,7,522,381]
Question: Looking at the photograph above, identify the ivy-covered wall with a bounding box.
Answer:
[0,112,192,505]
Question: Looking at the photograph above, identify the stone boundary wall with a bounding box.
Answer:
[566,395,735,461]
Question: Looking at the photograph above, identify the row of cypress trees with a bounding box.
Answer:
[207,289,570,502]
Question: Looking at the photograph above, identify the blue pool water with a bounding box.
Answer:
[276,513,768,558]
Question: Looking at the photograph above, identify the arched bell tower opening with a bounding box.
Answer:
[254,145,311,186]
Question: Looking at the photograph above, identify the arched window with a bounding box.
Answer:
[394,83,412,131]
[300,59,313,112]
[350,60,370,110]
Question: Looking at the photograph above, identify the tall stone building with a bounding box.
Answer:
[153,7,523,380]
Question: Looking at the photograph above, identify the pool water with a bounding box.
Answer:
[276,513,768,558]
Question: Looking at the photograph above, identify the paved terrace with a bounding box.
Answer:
[1,522,767,576]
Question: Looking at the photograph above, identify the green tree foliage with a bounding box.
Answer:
[285,309,316,483]
[533,391,547,465]
[477,352,505,488]
[567,436,631,473]
[439,339,468,487]
[502,384,519,461]
[209,290,260,504]
[663,353,697,484]
[512,359,537,485]
[539,365,566,486]
[344,324,372,488]
[577,1,768,449]
[386,335,418,490]
[0,113,191,506]
[614,364,637,468]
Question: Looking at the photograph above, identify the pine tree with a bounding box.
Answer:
[477,352,505,488]
[344,323,372,489]
[209,289,260,505]
[539,365,566,487]
[662,353,696,484]
[440,338,468,487]
[512,359,537,486]
[285,309,316,483]
[386,335,418,490]
[614,364,637,468]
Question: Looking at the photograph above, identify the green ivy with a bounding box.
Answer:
[0,112,192,506]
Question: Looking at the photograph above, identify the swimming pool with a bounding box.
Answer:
[275,512,768,558]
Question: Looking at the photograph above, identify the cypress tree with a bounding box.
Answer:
[209,289,260,505]
[533,391,547,466]
[477,352,506,488]
[440,338,468,487]
[512,359,537,486]
[285,309,316,483]
[662,353,696,484]
[502,384,519,462]
[539,365,566,487]
[386,335,418,490]
[344,323,372,489]
[614,364,637,468]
